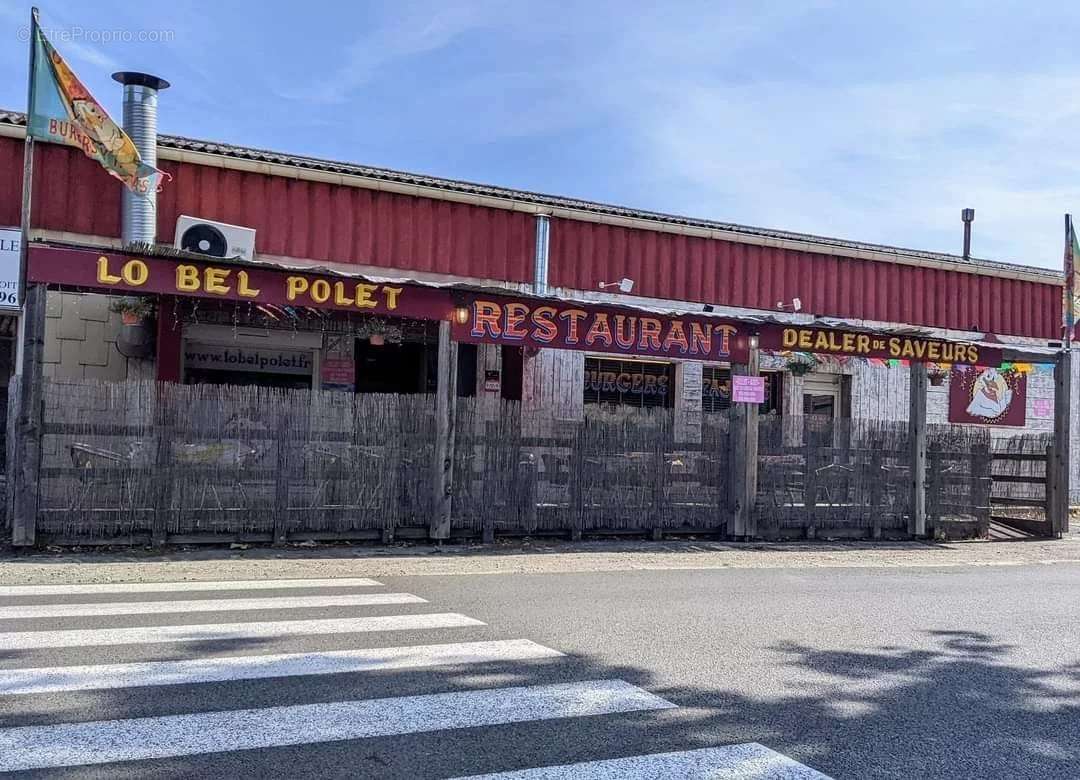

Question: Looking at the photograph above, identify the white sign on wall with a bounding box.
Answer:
[0,228,21,310]
[183,342,313,375]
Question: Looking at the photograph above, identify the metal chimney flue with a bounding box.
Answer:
[961,208,975,262]
[112,71,170,246]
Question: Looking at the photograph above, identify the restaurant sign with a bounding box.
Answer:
[757,325,1000,367]
[27,246,454,320]
[453,297,750,362]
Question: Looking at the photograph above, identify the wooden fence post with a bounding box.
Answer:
[1046,442,1058,534]
[151,389,173,547]
[803,441,818,539]
[518,450,538,534]
[1051,350,1072,535]
[430,320,458,540]
[728,342,760,539]
[12,282,47,547]
[568,422,585,540]
[926,449,942,535]
[869,444,884,539]
[480,420,496,544]
[973,443,992,537]
[273,422,290,545]
[908,362,928,537]
[650,424,667,540]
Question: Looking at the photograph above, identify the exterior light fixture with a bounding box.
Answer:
[776,297,802,312]
[453,305,470,325]
[599,278,634,294]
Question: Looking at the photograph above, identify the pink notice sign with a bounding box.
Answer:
[1032,398,1053,419]
[732,375,766,404]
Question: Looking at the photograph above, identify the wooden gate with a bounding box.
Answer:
[990,446,1055,538]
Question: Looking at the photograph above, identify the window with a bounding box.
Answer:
[583,357,674,409]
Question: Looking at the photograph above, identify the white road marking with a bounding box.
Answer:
[0,578,382,597]
[455,744,833,779]
[0,592,425,619]
[0,680,674,771]
[0,613,484,650]
[0,639,564,695]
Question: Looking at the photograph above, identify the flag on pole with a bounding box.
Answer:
[1067,215,1078,344]
[26,9,168,195]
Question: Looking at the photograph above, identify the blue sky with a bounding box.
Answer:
[1,1,1079,269]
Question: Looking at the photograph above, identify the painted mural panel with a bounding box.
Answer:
[948,366,1027,426]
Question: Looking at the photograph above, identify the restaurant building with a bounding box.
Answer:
[0,108,1075,499]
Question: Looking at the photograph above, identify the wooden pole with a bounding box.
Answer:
[12,10,41,546]
[908,361,928,537]
[1052,349,1072,535]
[430,320,458,540]
[12,282,45,546]
[728,340,760,539]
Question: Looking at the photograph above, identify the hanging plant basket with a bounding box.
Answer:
[354,316,404,345]
[786,356,816,376]
[928,369,948,386]
[110,297,157,358]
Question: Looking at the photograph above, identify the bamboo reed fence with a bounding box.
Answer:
[0,378,1045,545]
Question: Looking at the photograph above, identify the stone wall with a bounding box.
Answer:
[42,292,154,382]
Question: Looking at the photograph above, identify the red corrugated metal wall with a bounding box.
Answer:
[0,137,535,283]
[0,136,1063,339]
[548,218,1063,340]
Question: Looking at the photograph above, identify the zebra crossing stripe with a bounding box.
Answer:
[454,744,833,779]
[0,680,675,771]
[0,592,426,619]
[0,639,564,696]
[0,578,382,597]
[0,613,485,650]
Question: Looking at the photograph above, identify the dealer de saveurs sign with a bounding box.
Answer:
[27,246,454,320]
[757,325,1000,366]
[453,297,750,362]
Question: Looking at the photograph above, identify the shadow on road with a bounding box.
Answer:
[5,628,1078,779]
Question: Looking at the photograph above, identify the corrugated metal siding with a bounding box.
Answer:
[0,137,534,283]
[155,159,535,281]
[0,137,1064,339]
[0,136,21,228]
[549,217,1062,340]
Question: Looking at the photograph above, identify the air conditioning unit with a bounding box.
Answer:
[175,216,256,262]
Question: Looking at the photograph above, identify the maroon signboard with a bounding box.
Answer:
[452,296,751,363]
[320,357,356,392]
[757,324,1000,367]
[948,366,1027,426]
[28,245,455,321]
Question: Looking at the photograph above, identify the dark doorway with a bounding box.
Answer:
[355,339,432,394]
[500,346,523,401]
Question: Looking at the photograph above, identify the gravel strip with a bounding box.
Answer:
[0,535,1079,585]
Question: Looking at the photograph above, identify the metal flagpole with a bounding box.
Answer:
[1066,214,1075,347]
[1054,214,1075,534]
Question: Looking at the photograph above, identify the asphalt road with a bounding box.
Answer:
[1,562,1079,778]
